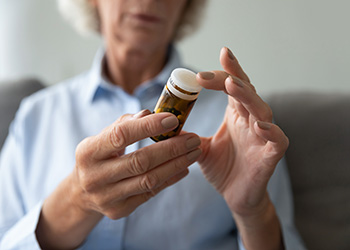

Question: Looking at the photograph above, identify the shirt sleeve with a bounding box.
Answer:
[0,201,43,249]
[0,106,43,249]
[267,158,307,250]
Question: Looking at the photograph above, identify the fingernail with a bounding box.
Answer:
[161,115,179,129]
[257,121,271,130]
[229,75,244,88]
[133,109,151,119]
[198,71,215,80]
[226,47,235,60]
[186,136,201,150]
[187,148,202,161]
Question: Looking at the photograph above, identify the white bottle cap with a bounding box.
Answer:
[167,68,202,101]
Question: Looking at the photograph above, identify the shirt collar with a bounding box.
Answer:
[83,45,182,104]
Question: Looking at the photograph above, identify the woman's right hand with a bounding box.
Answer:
[73,109,201,219]
[36,110,201,249]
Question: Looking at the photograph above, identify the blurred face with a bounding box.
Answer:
[93,0,188,51]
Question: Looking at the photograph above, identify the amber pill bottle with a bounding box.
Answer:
[151,68,202,142]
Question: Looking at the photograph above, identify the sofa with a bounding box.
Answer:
[268,92,350,250]
[0,78,44,149]
[0,79,349,250]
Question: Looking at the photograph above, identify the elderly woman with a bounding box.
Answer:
[0,0,305,249]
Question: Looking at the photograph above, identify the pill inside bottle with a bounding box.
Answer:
[151,68,202,142]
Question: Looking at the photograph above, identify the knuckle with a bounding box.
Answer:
[120,201,138,216]
[140,173,159,191]
[168,142,182,158]
[104,208,122,220]
[143,191,155,200]
[91,194,105,208]
[118,113,132,123]
[80,174,98,193]
[106,213,119,220]
[172,159,187,172]
[141,119,154,136]
[248,82,256,92]
[75,137,95,164]
[76,164,102,194]
[110,124,127,149]
[104,191,158,220]
[84,193,105,213]
[261,104,273,121]
[129,150,149,175]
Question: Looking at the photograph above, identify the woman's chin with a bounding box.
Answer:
[116,28,169,49]
[126,38,167,53]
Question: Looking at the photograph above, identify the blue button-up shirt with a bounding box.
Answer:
[0,48,305,249]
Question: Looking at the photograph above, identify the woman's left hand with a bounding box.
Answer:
[196,47,289,219]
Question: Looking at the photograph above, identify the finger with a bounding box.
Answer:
[104,147,199,202]
[220,47,257,93]
[197,70,271,121]
[99,110,152,137]
[92,112,180,160]
[254,121,289,165]
[196,69,253,95]
[196,136,212,164]
[220,47,250,81]
[130,168,190,202]
[90,110,151,158]
[225,76,273,122]
[99,113,134,134]
[197,71,250,118]
[148,168,190,196]
[197,46,255,92]
[228,97,250,118]
[103,169,189,220]
[101,133,201,183]
[196,70,229,92]
[130,109,152,120]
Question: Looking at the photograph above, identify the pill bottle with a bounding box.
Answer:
[151,68,202,142]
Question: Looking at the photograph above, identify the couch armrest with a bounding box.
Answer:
[268,91,350,250]
[0,78,44,150]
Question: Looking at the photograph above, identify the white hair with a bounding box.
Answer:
[57,0,208,41]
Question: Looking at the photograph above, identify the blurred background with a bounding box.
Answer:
[0,0,349,95]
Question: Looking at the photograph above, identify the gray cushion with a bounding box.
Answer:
[268,92,350,250]
[0,78,44,150]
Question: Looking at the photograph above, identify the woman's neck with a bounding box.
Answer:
[104,45,168,95]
